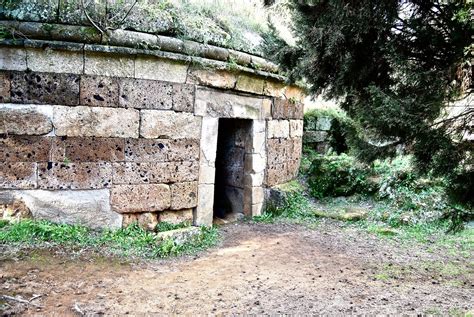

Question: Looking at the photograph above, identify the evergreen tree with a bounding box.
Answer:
[265,0,473,205]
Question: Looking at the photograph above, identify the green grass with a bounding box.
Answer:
[0,220,219,258]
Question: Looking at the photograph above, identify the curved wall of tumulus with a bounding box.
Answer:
[0,11,305,229]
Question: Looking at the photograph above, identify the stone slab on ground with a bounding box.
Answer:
[156,226,201,245]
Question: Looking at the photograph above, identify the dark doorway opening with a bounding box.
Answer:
[213,118,251,222]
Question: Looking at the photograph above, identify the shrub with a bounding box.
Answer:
[307,153,375,198]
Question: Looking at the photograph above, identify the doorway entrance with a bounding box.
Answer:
[213,118,252,221]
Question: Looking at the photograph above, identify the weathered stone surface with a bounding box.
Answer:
[267,120,290,138]
[140,110,202,139]
[251,203,264,217]
[170,181,198,210]
[195,88,262,119]
[244,153,266,174]
[159,209,193,225]
[195,183,214,226]
[285,86,305,102]
[244,171,265,187]
[293,101,304,120]
[11,72,80,106]
[172,83,194,112]
[59,0,106,25]
[264,80,286,97]
[137,212,159,231]
[267,138,292,165]
[156,226,200,245]
[199,117,218,165]
[38,162,112,189]
[303,131,328,143]
[187,68,237,89]
[124,138,200,162]
[26,47,84,74]
[111,184,171,213]
[1,195,32,222]
[103,29,160,48]
[0,72,11,102]
[51,137,125,162]
[15,22,100,43]
[0,0,59,22]
[272,98,290,119]
[290,137,303,160]
[198,164,216,185]
[0,47,27,71]
[122,213,139,227]
[290,120,304,138]
[53,105,139,138]
[261,99,272,119]
[112,161,198,184]
[235,74,265,95]
[251,55,279,73]
[84,52,134,78]
[0,107,53,135]
[80,75,119,108]
[228,49,252,66]
[0,162,37,189]
[266,161,287,186]
[135,56,188,83]
[0,189,122,229]
[119,78,172,109]
[0,136,51,162]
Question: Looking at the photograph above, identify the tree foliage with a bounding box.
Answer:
[265,0,473,205]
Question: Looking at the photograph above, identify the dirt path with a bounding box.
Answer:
[1,221,473,315]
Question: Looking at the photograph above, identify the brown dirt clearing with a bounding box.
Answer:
[1,221,473,315]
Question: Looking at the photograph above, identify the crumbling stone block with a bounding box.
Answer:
[111,184,171,213]
[37,162,113,189]
[80,75,119,108]
[170,181,198,210]
[187,68,237,89]
[10,71,80,106]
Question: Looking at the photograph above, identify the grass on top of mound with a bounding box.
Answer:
[0,219,219,259]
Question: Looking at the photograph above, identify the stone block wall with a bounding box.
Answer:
[0,39,304,229]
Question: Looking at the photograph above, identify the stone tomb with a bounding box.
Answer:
[0,39,304,229]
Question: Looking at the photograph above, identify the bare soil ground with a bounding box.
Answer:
[1,220,473,315]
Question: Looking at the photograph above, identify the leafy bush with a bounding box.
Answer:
[307,153,375,198]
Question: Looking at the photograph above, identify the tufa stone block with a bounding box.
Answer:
[84,51,134,78]
[53,105,139,138]
[172,83,194,113]
[37,162,113,189]
[187,68,237,89]
[80,75,119,108]
[119,78,173,110]
[0,72,11,102]
[51,137,125,162]
[10,71,80,106]
[140,110,201,139]
[159,209,193,225]
[112,161,198,184]
[26,47,84,74]
[0,47,27,71]
[111,184,171,213]
[0,162,37,189]
[124,138,200,162]
[290,120,304,138]
[235,74,265,95]
[0,136,51,162]
[0,107,53,135]
[135,56,188,83]
[0,189,122,229]
[170,181,198,210]
[267,120,290,139]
